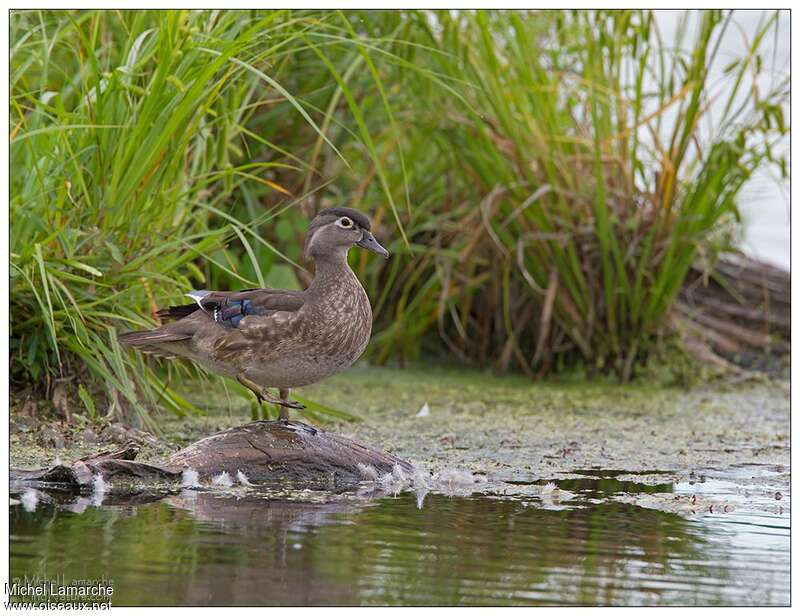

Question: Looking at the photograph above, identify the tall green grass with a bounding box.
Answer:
[10,9,408,425]
[11,10,787,427]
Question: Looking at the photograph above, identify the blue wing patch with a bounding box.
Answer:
[215,299,253,329]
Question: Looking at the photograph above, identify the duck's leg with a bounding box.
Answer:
[278,389,291,422]
[279,388,305,422]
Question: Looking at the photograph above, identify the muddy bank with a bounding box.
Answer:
[10,366,789,515]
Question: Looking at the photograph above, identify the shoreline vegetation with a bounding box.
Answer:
[10,10,788,428]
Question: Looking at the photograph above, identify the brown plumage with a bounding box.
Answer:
[119,207,389,419]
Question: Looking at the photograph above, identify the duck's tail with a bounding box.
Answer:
[118,328,192,357]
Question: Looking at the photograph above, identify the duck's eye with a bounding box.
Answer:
[336,217,354,229]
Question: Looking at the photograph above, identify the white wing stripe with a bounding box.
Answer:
[185,290,212,308]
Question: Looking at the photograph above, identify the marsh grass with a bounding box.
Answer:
[10,10,787,426]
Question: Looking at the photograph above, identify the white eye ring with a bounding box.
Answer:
[336,217,354,229]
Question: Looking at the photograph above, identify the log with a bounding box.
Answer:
[9,442,177,485]
[10,420,411,489]
[166,420,411,485]
[678,254,790,368]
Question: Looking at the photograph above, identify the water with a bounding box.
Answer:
[10,471,789,606]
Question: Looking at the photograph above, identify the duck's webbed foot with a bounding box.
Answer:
[278,389,305,410]
[237,374,287,407]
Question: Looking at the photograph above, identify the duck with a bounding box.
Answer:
[119,207,389,420]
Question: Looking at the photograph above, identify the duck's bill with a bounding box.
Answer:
[357,231,390,258]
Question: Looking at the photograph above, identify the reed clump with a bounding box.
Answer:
[357,10,788,380]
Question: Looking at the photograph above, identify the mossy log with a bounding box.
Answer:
[10,421,411,488]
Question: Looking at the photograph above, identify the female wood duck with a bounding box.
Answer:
[119,207,389,420]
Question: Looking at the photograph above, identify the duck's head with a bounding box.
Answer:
[304,207,389,261]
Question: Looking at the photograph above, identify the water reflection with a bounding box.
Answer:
[9,486,789,606]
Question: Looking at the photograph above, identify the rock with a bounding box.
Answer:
[20,399,38,417]
[39,425,66,449]
[100,423,157,446]
[125,426,160,446]
[100,423,129,444]
[10,415,39,434]
[51,384,71,422]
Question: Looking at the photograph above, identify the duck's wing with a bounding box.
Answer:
[157,288,305,329]
[119,288,305,359]
[207,288,308,363]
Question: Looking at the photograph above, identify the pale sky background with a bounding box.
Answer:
[655,10,789,269]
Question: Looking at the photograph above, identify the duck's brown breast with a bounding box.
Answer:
[303,269,372,365]
[244,268,373,389]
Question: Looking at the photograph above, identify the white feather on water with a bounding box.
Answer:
[392,465,409,483]
[432,468,485,494]
[539,481,576,505]
[211,471,233,487]
[236,470,253,486]
[181,468,200,488]
[378,470,402,494]
[369,463,483,503]
[92,474,109,506]
[412,466,432,491]
[541,482,558,495]
[92,474,109,493]
[21,489,39,512]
